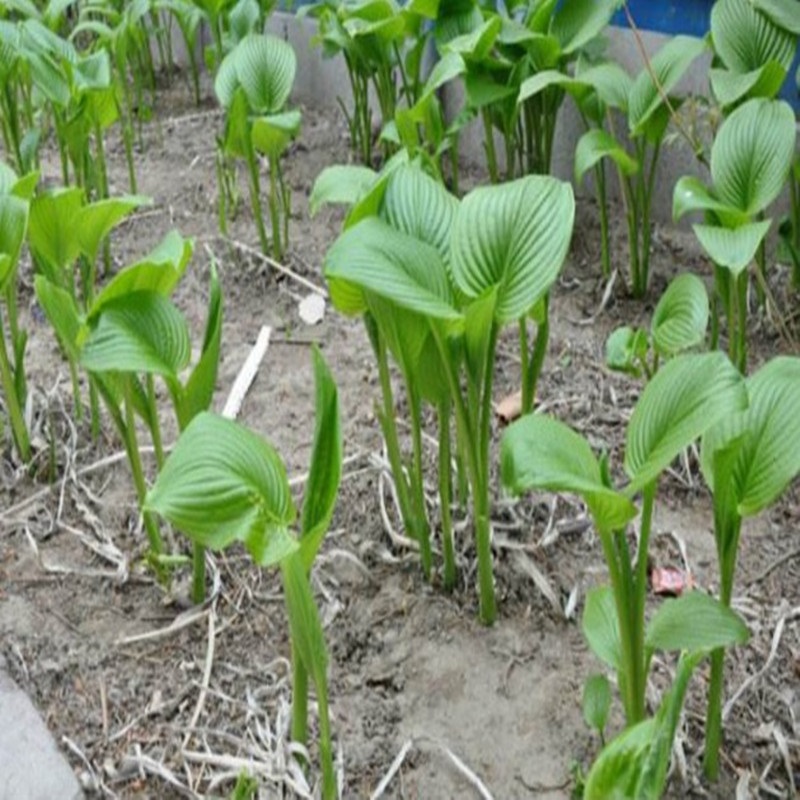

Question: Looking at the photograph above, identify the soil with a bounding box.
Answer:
[1,73,799,800]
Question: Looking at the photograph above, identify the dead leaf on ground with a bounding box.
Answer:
[494,389,522,424]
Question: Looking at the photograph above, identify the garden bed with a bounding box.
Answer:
[1,77,798,799]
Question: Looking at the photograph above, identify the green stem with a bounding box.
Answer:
[481,107,499,184]
[192,543,206,604]
[291,643,309,750]
[268,155,282,261]
[438,399,456,591]
[244,139,270,255]
[0,306,30,462]
[736,271,748,374]
[522,297,549,415]
[146,374,165,470]
[595,161,611,278]
[407,385,432,579]
[519,318,530,414]
[122,377,163,556]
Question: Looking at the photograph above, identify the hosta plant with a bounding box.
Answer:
[605,272,709,379]
[215,33,300,260]
[575,35,707,297]
[146,347,342,800]
[699,356,800,779]
[325,166,575,623]
[673,97,796,372]
[0,162,38,462]
[501,351,749,724]
[708,0,798,108]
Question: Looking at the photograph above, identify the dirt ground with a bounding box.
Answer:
[1,73,799,800]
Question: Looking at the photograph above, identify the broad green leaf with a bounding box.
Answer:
[605,325,647,377]
[34,275,82,361]
[179,264,223,428]
[651,273,708,357]
[145,411,297,562]
[76,195,151,265]
[299,347,342,569]
[81,291,190,378]
[138,229,195,273]
[711,0,796,74]
[628,35,706,135]
[309,164,377,217]
[645,591,749,652]
[324,217,460,320]
[702,357,800,517]
[551,0,620,55]
[219,33,296,113]
[583,673,612,735]
[692,220,772,275]
[710,98,796,215]
[251,110,302,158]
[0,194,28,290]
[575,129,638,185]
[421,50,465,96]
[710,62,788,106]
[624,352,748,493]
[450,176,574,323]
[344,150,410,229]
[751,0,800,34]
[518,69,590,107]
[462,287,497,392]
[582,585,621,670]
[584,651,705,800]
[672,176,742,224]
[501,413,636,531]
[576,60,633,112]
[443,15,501,60]
[380,164,459,265]
[28,186,84,274]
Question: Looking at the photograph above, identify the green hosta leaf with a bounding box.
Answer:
[628,35,706,135]
[576,60,633,112]
[711,0,796,74]
[145,411,297,563]
[344,150,410,229]
[76,195,151,265]
[324,217,460,320]
[651,273,708,357]
[0,194,28,290]
[309,164,377,217]
[178,264,223,428]
[450,176,574,323]
[518,69,590,107]
[702,357,800,517]
[583,673,612,736]
[584,651,704,800]
[0,164,38,199]
[501,414,636,531]
[605,325,647,377]
[551,0,620,55]
[443,15,501,60]
[751,0,800,34]
[575,129,638,185]
[380,164,459,265]
[139,229,194,273]
[251,109,302,158]
[299,347,342,569]
[710,98,796,215]
[421,50,465,96]
[462,287,497,391]
[624,352,748,493]
[582,585,621,670]
[672,176,743,225]
[218,33,296,113]
[28,186,84,274]
[710,62,788,106]
[645,592,749,652]
[81,291,190,378]
[34,276,82,361]
[692,220,772,275]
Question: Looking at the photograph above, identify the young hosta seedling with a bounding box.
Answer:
[673,98,796,372]
[0,165,37,461]
[215,33,300,260]
[606,272,709,379]
[326,167,575,623]
[708,0,798,108]
[146,348,342,800]
[575,35,708,297]
[501,351,749,724]
[582,673,612,745]
[699,356,800,780]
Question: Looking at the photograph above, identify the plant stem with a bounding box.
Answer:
[407,386,432,579]
[438,399,456,591]
[0,307,30,462]
[122,378,163,557]
[191,543,206,604]
[482,107,499,184]
[268,155,282,261]
[595,161,611,278]
[244,139,270,255]
[146,375,165,469]
[291,644,309,750]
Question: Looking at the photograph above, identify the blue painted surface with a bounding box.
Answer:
[615,0,799,111]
